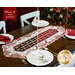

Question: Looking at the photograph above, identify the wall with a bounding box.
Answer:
[0,7,45,33]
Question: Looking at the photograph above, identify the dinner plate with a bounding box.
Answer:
[0,34,14,44]
[27,50,54,66]
[65,33,75,40]
[32,20,49,27]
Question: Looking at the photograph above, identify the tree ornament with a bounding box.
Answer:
[73,9,75,12]
[56,9,60,13]
[53,13,55,15]
[54,22,56,24]
[59,7,63,10]
[62,19,65,22]
[67,15,71,19]
[59,14,63,19]
[69,10,72,12]
[59,21,62,25]
[49,8,53,12]
[47,14,51,19]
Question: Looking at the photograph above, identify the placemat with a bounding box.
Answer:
[2,26,65,59]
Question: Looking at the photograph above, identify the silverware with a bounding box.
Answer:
[73,41,75,42]
[44,47,57,57]
[63,35,67,39]
[63,35,75,42]
[22,59,33,67]
[22,59,28,64]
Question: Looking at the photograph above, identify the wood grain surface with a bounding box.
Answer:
[0,18,75,67]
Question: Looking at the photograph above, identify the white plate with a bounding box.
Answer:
[0,34,14,44]
[32,20,49,27]
[27,50,54,66]
[65,33,75,40]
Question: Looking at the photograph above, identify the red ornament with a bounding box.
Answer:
[68,7,75,11]
[67,15,71,19]
[56,9,60,12]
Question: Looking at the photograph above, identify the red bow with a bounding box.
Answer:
[64,7,75,23]
[64,7,69,23]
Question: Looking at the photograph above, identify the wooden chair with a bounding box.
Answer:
[0,21,6,33]
[20,10,40,27]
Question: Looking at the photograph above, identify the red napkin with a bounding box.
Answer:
[65,29,75,36]
[0,35,11,43]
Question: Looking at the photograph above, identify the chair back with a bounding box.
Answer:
[20,10,40,27]
[0,21,6,33]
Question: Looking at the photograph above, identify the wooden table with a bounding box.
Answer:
[0,18,75,67]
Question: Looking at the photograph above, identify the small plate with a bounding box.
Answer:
[32,20,49,27]
[0,34,14,44]
[65,33,75,40]
[27,50,54,66]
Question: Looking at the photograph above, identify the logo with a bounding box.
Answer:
[4,7,17,21]
[58,50,72,65]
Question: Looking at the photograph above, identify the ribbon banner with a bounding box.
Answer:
[4,7,17,21]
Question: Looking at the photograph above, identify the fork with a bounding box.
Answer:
[44,47,57,57]
[22,59,33,67]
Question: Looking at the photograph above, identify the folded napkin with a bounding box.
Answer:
[30,51,49,62]
[0,35,11,43]
[65,29,75,36]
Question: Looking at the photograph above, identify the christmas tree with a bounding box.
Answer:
[41,7,75,25]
